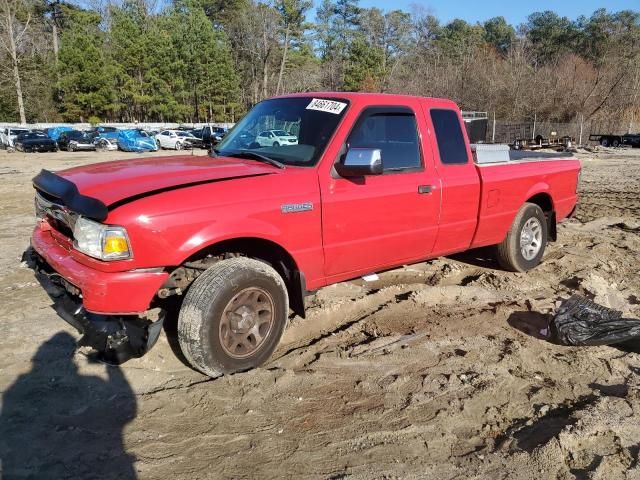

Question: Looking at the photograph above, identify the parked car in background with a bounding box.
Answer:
[155,130,199,150]
[117,129,158,152]
[183,133,204,149]
[1,127,30,148]
[14,131,57,152]
[191,126,227,147]
[90,126,119,137]
[46,126,74,142]
[255,129,298,147]
[95,136,119,151]
[58,131,97,152]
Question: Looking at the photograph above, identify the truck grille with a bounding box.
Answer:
[35,190,77,239]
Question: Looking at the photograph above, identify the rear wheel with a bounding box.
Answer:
[612,138,620,148]
[600,138,610,147]
[496,203,548,272]
[177,257,289,377]
[273,141,280,147]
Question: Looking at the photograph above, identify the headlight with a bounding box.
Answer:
[73,217,132,260]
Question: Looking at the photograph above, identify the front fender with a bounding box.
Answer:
[177,218,286,261]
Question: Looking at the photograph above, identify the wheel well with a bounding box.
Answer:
[526,193,556,241]
[183,238,306,318]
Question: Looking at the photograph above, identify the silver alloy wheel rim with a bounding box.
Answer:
[219,287,275,359]
[520,217,543,261]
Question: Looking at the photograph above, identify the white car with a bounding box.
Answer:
[155,130,198,150]
[255,130,298,147]
[1,127,30,149]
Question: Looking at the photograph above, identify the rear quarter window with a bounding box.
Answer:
[430,109,468,165]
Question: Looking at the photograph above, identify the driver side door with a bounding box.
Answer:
[320,106,440,278]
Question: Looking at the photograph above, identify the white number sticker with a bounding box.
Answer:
[306,98,347,115]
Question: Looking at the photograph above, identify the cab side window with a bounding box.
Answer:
[347,107,421,172]
[430,109,468,165]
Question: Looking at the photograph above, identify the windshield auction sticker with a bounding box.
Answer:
[306,98,347,115]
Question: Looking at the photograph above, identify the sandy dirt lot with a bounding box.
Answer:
[0,147,639,479]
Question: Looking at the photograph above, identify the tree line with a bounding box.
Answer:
[1,0,638,129]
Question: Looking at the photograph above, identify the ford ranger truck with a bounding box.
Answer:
[24,93,580,377]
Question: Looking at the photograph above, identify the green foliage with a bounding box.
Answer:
[435,19,486,59]
[525,11,580,64]
[343,35,383,91]
[57,5,114,121]
[483,16,515,53]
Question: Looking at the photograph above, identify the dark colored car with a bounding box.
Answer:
[191,126,228,148]
[58,131,97,152]
[14,132,58,152]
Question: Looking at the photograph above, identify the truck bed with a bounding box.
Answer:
[469,146,580,249]
[471,143,574,164]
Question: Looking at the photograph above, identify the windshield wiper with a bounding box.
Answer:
[223,150,286,169]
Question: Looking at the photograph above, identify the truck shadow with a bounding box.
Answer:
[448,246,500,269]
[0,332,138,479]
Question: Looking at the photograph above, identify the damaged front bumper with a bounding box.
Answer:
[23,247,164,363]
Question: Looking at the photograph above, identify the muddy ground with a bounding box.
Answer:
[0,147,639,479]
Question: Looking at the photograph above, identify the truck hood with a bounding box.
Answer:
[56,155,279,206]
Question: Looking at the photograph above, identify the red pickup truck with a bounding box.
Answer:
[25,93,580,377]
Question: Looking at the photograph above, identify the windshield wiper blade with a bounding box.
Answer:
[224,150,286,169]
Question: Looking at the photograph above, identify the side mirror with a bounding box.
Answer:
[335,148,383,177]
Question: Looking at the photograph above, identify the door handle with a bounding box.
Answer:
[418,185,433,194]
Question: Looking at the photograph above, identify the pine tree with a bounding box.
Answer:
[57,5,114,121]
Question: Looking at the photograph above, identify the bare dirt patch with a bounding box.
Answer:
[1,147,639,479]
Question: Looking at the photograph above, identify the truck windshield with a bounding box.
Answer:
[216,96,349,167]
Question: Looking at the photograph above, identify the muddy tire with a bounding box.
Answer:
[177,257,289,377]
[496,202,548,272]
[600,138,609,147]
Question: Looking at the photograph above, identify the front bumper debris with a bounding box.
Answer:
[23,247,164,364]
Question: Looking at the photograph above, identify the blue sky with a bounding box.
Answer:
[327,0,638,26]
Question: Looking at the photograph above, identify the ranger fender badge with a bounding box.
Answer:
[281,203,313,214]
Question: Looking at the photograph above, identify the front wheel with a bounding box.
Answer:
[175,141,182,151]
[177,257,289,377]
[273,141,280,147]
[496,202,548,272]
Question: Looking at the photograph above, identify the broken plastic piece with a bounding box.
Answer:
[551,295,640,346]
[362,273,379,282]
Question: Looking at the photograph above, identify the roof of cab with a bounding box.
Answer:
[277,91,460,110]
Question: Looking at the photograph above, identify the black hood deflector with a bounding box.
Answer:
[33,169,109,221]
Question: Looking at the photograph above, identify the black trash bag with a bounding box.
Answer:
[551,295,640,346]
